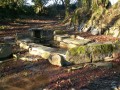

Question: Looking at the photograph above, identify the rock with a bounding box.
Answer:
[29,45,54,59]
[88,44,113,62]
[68,64,85,72]
[59,42,68,49]
[66,46,91,64]
[16,32,31,40]
[18,38,32,43]
[0,43,12,59]
[66,43,116,64]
[78,22,85,32]
[48,54,68,66]
[76,36,84,40]
[54,35,69,41]
[41,52,51,59]
[83,26,91,32]
[17,38,32,50]
[104,57,114,62]
[67,44,77,49]
[92,62,113,68]
[113,29,120,37]
[112,52,120,59]
[28,43,67,61]
[63,38,75,44]
[71,39,91,45]
[53,30,67,35]
[70,35,76,39]
[63,38,91,45]
[19,42,29,50]
[3,36,15,44]
[91,28,99,35]
[20,55,40,61]
[50,41,60,47]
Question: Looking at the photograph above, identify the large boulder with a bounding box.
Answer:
[0,43,12,59]
[48,54,67,66]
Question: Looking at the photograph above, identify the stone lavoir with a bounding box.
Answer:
[16,28,120,66]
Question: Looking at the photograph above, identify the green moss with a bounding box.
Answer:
[89,44,114,55]
[66,43,120,64]
[0,25,7,30]
[54,30,67,35]
[69,44,115,56]
[101,44,113,54]
[70,46,88,55]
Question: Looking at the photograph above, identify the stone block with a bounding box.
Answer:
[19,41,29,50]
[70,35,76,39]
[72,39,91,45]
[91,28,99,35]
[63,38,75,44]
[67,44,77,49]
[3,36,15,44]
[54,35,70,41]
[63,38,91,45]
[59,42,68,49]
[76,36,84,40]
[29,44,55,59]
[66,43,116,64]
[54,30,67,35]
[0,43,12,59]
[66,46,91,64]
[48,54,69,66]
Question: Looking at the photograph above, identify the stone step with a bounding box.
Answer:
[17,38,69,66]
[54,35,70,41]
[63,38,91,45]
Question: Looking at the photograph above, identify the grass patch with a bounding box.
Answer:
[0,25,8,30]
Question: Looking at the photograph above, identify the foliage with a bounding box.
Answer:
[0,0,29,19]
[69,0,111,31]
[0,25,7,30]
[32,0,49,14]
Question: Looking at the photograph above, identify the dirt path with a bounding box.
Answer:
[0,57,120,90]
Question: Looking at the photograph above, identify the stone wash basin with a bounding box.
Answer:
[29,28,54,44]
[16,28,120,66]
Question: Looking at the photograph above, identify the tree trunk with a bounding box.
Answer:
[65,0,70,19]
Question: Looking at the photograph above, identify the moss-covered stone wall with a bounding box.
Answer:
[66,43,118,64]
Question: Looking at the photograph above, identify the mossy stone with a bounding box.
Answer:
[66,45,91,64]
[54,30,67,35]
[66,43,116,64]
[88,44,114,62]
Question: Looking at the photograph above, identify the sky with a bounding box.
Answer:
[109,0,118,5]
[26,0,119,6]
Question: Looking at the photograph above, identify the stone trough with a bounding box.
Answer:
[16,28,120,66]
